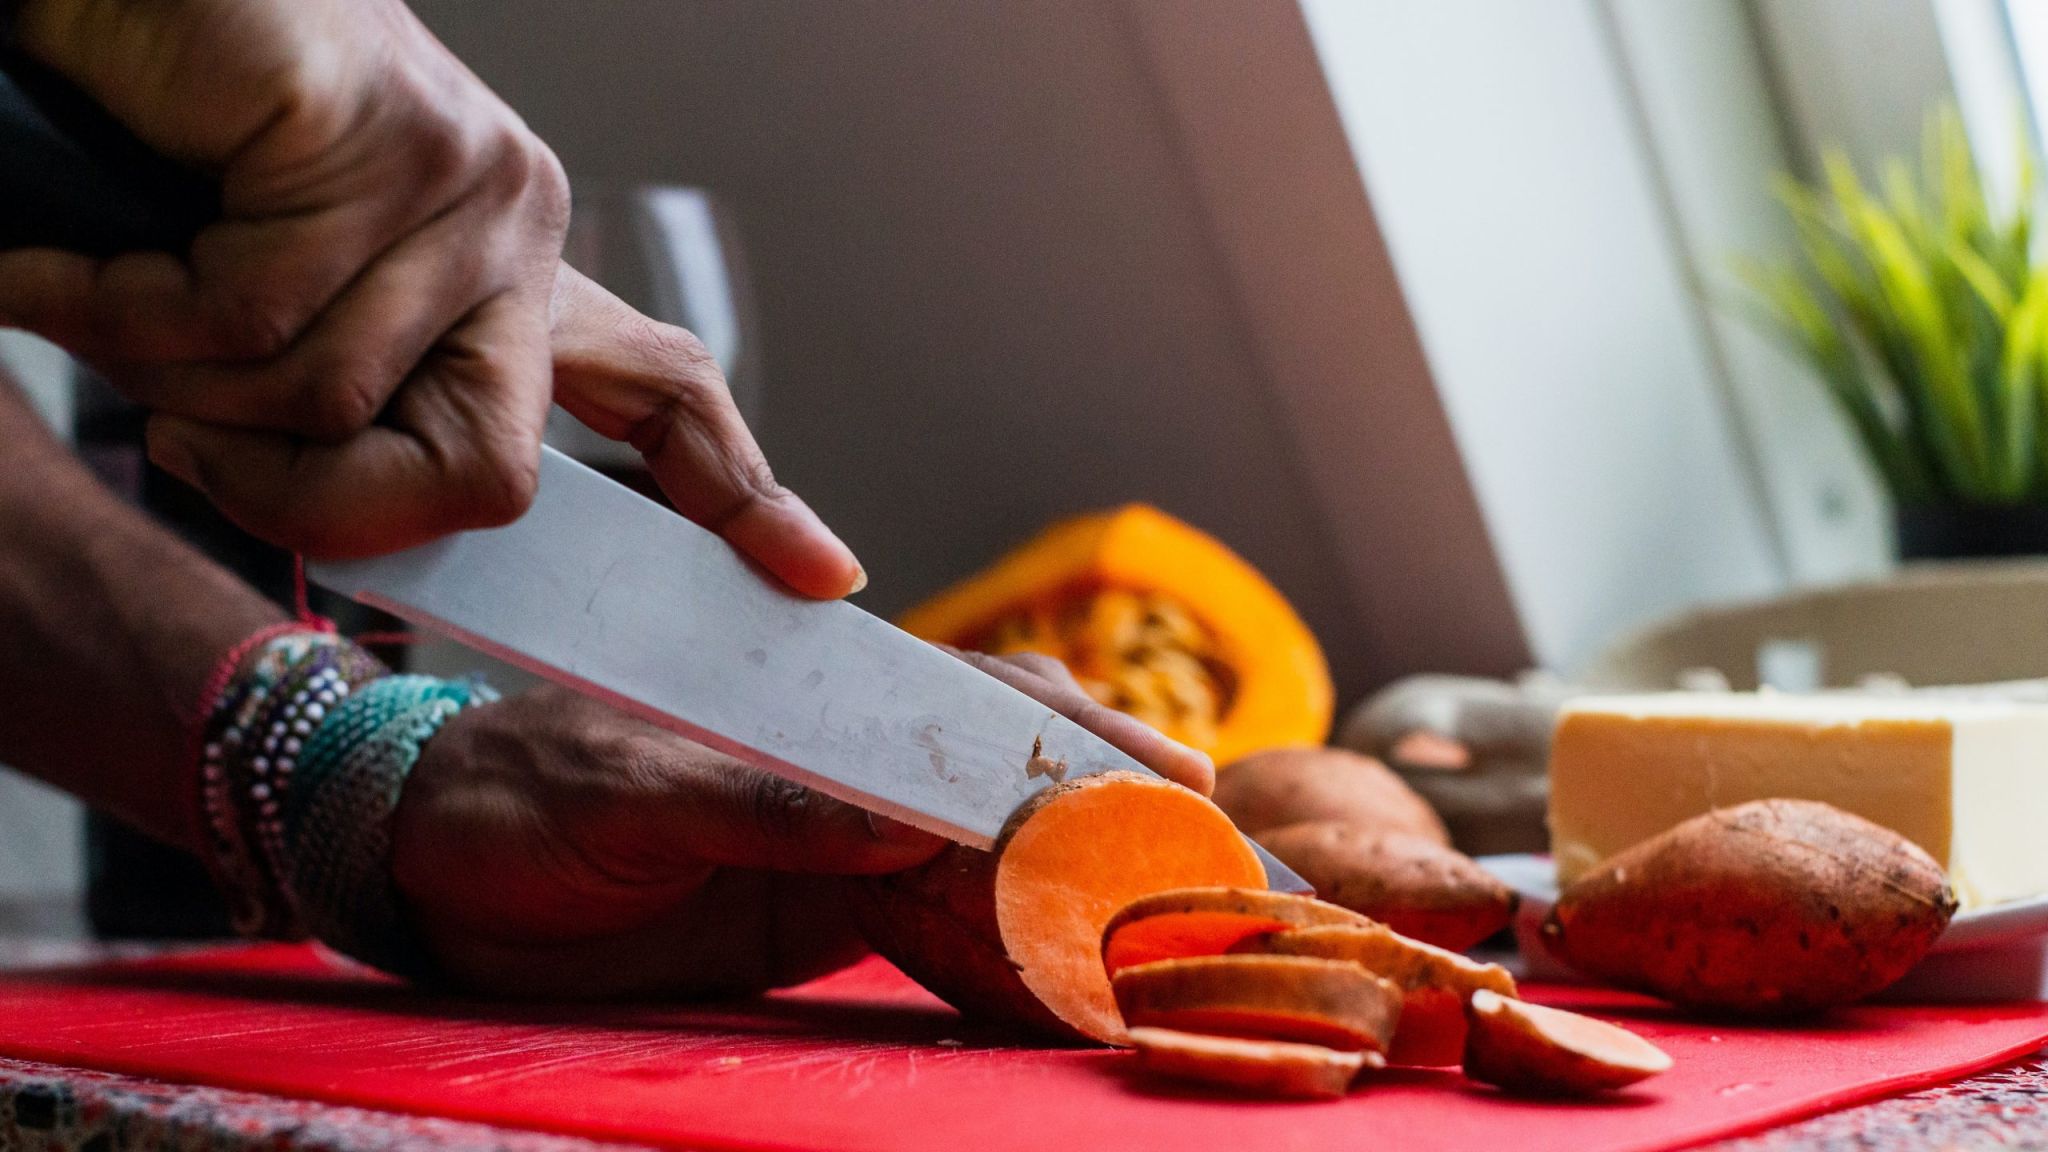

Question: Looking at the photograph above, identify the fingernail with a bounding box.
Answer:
[848,566,869,595]
[865,810,932,845]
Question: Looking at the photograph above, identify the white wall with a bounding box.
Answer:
[1301,0,1774,671]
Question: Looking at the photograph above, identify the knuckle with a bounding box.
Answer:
[1007,652,1071,683]
[459,435,543,528]
[410,118,474,199]
[210,290,306,360]
[644,321,719,376]
[739,771,816,844]
[299,363,390,441]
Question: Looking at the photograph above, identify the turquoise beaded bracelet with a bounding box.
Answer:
[197,632,494,977]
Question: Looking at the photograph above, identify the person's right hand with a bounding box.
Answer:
[0,0,569,558]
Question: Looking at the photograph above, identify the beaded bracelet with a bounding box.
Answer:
[194,630,494,976]
[286,674,495,976]
[197,632,387,939]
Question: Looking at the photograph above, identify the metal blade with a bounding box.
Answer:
[310,448,1308,891]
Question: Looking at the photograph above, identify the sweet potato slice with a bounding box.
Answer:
[1102,887,1368,975]
[1464,990,1671,1095]
[1237,922,1518,1066]
[850,771,1266,1044]
[1255,822,1516,951]
[1128,1027,1378,1100]
[1112,954,1402,1052]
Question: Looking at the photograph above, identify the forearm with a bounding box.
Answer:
[0,374,283,853]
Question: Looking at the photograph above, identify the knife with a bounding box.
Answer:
[311,449,1309,889]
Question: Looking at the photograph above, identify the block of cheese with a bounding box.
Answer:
[1548,692,2048,910]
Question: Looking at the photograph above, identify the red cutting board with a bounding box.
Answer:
[3,944,2047,1152]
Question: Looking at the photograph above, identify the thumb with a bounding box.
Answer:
[548,263,865,599]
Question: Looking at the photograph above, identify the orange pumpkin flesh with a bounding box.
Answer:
[898,506,1331,764]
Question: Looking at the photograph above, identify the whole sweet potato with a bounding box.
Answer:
[1214,747,1449,844]
[1543,799,1956,1017]
[1255,821,1515,951]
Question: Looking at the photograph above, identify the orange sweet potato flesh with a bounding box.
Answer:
[1236,922,1518,1066]
[1464,990,1672,1095]
[1112,954,1403,1052]
[849,771,1266,1044]
[1128,1027,1377,1100]
[1214,746,1449,844]
[1101,887,1368,975]
[1253,823,1517,952]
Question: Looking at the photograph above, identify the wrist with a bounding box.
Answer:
[194,630,496,977]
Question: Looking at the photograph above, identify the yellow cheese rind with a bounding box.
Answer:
[1548,693,2048,910]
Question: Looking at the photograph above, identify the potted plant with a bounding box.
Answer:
[1743,110,2048,559]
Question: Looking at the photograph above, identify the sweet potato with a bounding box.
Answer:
[1254,822,1516,951]
[1463,990,1671,1095]
[1101,887,1368,975]
[849,771,1266,1044]
[1127,1027,1378,1100]
[1237,922,1517,1066]
[1543,799,1957,1017]
[1213,746,1449,844]
[1112,954,1403,1052]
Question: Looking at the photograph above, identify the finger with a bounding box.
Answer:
[996,651,1087,693]
[0,206,417,365]
[105,195,509,441]
[550,265,865,599]
[146,288,553,558]
[946,646,1217,796]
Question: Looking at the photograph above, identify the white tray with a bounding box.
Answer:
[1478,853,2048,1002]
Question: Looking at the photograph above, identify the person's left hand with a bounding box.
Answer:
[391,650,1213,998]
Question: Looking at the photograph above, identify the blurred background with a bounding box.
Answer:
[4,0,2042,920]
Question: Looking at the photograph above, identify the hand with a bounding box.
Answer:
[393,652,1213,998]
[0,0,568,557]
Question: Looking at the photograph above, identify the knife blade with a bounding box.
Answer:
[310,448,1308,891]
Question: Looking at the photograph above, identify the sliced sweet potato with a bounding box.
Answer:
[1102,887,1368,975]
[1254,822,1515,951]
[850,771,1266,1044]
[1463,990,1671,1095]
[1238,922,1517,1066]
[1214,746,1449,843]
[1544,799,1957,1017]
[1128,1027,1378,1100]
[1112,954,1402,1052]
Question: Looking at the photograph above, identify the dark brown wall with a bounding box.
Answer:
[410,0,1529,706]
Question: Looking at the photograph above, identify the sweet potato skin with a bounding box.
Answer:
[1128,1027,1374,1100]
[1544,799,1957,1017]
[1102,887,1367,974]
[847,843,1073,1038]
[1214,747,1449,844]
[1112,955,1403,1052]
[1463,990,1671,1096]
[1255,822,1516,951]
[1238,922,1518,1066]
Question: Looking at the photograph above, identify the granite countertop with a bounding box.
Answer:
[4,910,2046,1152]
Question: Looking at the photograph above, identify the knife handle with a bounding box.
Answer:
[0,41,220,255]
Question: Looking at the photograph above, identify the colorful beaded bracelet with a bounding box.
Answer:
[194,630,494,976]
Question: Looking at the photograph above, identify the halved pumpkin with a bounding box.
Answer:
[898,505,1332,764]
